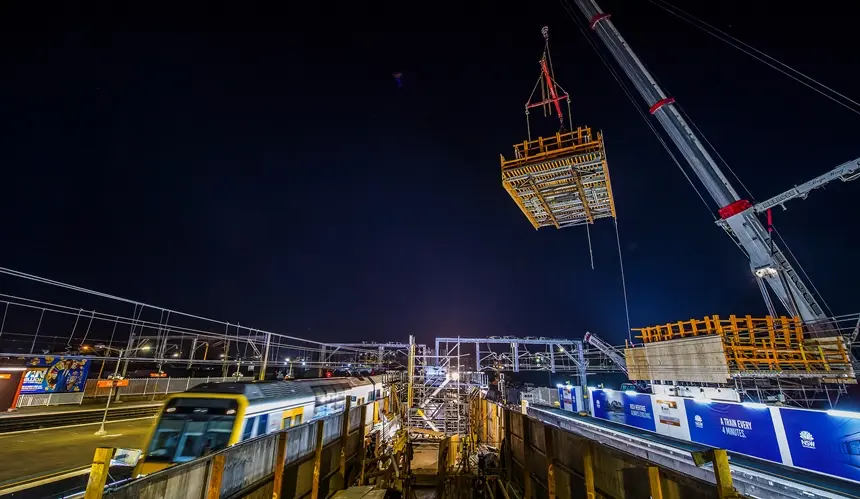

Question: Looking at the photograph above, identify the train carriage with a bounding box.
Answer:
[136,376,386,476]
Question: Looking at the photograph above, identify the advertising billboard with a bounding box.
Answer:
[585,387,860,483]
[591,389,656,432]
[779,407,860,482]
[20,357,91,394]
[683,399,782,462]
[557,385,583,412]
[653,396,691,440]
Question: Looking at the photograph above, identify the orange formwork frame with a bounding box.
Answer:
[632,315,854,379]
[501,127,616,230]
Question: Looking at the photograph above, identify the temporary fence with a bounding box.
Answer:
[15,392,86,407]
[16,376,253,408]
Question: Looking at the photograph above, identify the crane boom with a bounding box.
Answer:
[568,0,844,322]
[754,157,860,213]
[584,331,627,375]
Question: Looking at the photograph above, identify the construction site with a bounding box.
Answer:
[1,0,860,498]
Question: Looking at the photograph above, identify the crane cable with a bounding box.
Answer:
[645,0,840,314]
[559,0,837,317]
[555,0,716,220]
[556,0,699,343]
[648,0,860,118]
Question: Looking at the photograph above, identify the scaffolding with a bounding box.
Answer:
[631,314,854,380]
[403,336,487,437]
[628,314,857,408]
[501,127,616,229]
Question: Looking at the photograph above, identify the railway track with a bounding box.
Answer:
[0,405,160,434]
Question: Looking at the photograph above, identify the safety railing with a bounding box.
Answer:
[500,127,599,170]
[632,314,854,377]
[18,376,253,408]
[16,392,85,407]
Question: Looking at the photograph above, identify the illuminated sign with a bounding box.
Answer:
[20,357,90,394]
[97,379,129,388]
[779,407,860,482]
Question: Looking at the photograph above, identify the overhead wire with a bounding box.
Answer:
[555,0,723,342]
[643,1,856,312]
[613,219,632,343]
[0,294,369,358]
[560,0,842,319]
[0,267,369,353]
[642,2,840,313]
[648,0,860,118]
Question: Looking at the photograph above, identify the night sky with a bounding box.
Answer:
[1,1,858,346]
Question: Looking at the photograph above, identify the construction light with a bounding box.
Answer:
[826,409,860,419]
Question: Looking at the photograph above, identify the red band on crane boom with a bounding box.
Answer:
[590,13,611,30]
[718,199,752,219]
[649,97,676,114]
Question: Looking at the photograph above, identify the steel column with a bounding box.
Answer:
[311,419,325,499]
[83,447,113,499]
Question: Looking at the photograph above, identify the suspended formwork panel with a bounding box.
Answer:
[630,315,855,381]
[501,127,616,229]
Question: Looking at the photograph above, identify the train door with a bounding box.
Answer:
[282,406,304,428]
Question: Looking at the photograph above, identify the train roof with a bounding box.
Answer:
[186,380,315,403]
[183,375,380,405]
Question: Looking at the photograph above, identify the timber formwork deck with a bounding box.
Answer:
[501,127,616,229]
[632,315,855,380]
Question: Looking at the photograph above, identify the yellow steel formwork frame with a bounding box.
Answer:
[632,315,855,380]
[501,127,616,229]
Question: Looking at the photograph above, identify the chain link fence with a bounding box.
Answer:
[17,376,253,408]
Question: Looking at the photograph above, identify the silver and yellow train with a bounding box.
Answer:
[136,375,386,475]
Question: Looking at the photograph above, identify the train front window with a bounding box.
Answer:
[147,398,238,463]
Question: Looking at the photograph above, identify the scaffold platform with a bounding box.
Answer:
[630,315,855,381]
[500,127,616,229]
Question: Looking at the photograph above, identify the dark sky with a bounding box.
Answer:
[1,0,858,346]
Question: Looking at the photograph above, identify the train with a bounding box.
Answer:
[135,375,386,476]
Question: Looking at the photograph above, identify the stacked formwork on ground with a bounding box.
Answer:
[630,315,854,381]
[501,127,615,229]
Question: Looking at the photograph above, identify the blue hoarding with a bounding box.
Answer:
[21,357,91,394]
[683,399,781,462]
[592,389,656,432]
[779,407,860,482]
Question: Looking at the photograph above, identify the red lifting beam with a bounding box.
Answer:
[541,57,565,127]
